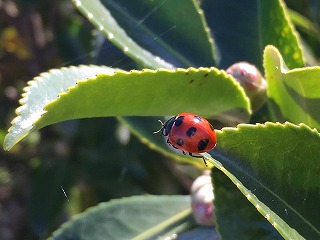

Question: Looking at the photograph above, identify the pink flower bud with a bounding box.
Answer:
[191,171,215,226]
[226,62,267,111]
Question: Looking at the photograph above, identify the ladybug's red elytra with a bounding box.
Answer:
[154,112,217,166]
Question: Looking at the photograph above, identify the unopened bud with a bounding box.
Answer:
[226,62,266,111]
[190,171,215,226]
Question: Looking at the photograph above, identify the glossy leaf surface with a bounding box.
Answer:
[73,0,216,68]
[265,45,320,129]
[202,0,304,70]
[50,195,210,240]
[210,122,320,239]
[3,66,250,150]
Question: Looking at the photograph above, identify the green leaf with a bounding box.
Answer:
[264,45,320,129]
[4,66,250,151]
[201,0,304,70]
[3,65,113,151]
[72,0,171,69]
[201,152,305,240]
[212,169,283,239]
[287,9,320,41]
[73,0,216,68]
[50,195,199,240]
[209,122,320,239]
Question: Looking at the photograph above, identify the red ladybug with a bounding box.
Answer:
[154,112,217,166]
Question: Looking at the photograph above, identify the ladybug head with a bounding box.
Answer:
[153,116,175,136]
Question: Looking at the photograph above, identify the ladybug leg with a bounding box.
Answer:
[182,151,187,155]
[171,145,179,150]
[167,139,180,150]
[202,158,208,167]
[188,152,208,167]
[188,152,201,158]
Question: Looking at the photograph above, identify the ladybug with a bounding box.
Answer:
[154,112,217,166]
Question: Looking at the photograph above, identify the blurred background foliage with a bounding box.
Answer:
[0,0,319,239]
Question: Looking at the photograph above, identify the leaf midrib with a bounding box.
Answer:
[212,147,318,236]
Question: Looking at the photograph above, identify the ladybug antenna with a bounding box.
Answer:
[153,120,165,134]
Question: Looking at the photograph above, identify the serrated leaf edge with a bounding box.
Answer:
[39,66,251,122]
[264,45,320,75]
[218,121,320,137]
[211,121,318,239]
[204,150,305,239]
[263,45,289,74]
[3,65,114,151]
[72,0,174,69]
[194,1,217,64]
[278,0,305,67]
[4,66,250,151]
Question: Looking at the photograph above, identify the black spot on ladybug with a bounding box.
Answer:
[174,116,184,127]
[194,116,202,123]
[189,79,194,84]
[186,127,197,137]
[198,138,209,151]
[204,73,209,77]
[177,138,184,146]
